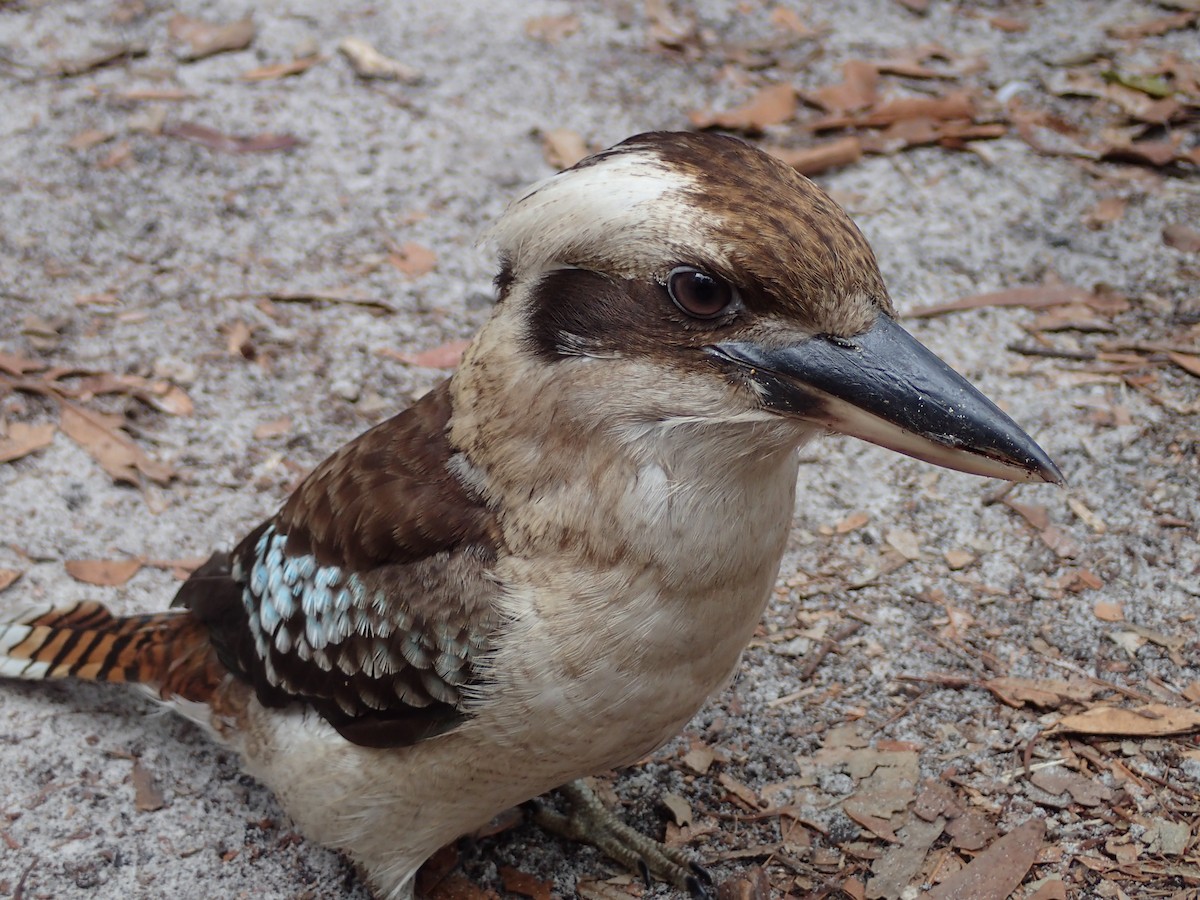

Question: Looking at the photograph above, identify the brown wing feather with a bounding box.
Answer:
[175,379,505,748]
[278,379,499,569]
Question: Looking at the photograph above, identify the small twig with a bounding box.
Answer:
[1022,729,1044,778]
[1100,340,1200,356]
[1007,343,1097,361]
[798,620,865,680]
[894,673,977,689]
[13,861,35,900]
[228,290,395,314]
[877,685,929,729]
[931,632,989,676]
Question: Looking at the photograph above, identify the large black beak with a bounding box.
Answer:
[710,314,1063,484]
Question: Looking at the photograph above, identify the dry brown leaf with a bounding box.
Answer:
[1060,568,1103,592]
[147,383,194,417]
[50,41,148,77]
[96,141,133,170]
[1028,880,1069,900]
[769,6,815,36]
[814,89,974,131]
[132,758,165,812]
[1102,137,1186,168]
[943,549,975,570]
[1108,11,1198,39]
[989,15,1029,32]
[541,128,590,170]
[836,511,869,534]
[946,809,998,851]
[926,818,1045,900]
[806,60,879,115]
[65,558,143,586]
[718,772,761,809]
[1029,769,1113,807]
[661,792,693,827]
[0,352,46,376]
[253,416,292,440]
[524,14,580,43]
[1123,623,1187,655]
[645,0,697,50]
[767,136,863,175]
[0,569,21,593]
[423,873,494,900]
[1083,197,1127,229]
[576,876,642,900]
[866,815,944,898]
[386,339,470,370]
[1163,223,1200,253]
[885,528,921,560]
[1093,600,1124,622]
[413,845,462,897]
[498,866,553,900]
[1039,525,1080,559]
[1167,351,1200,378]
[983,677,1101,710]
[1056,703,1200,736]
[338,37,421,82]
[873,57,957,80]
[681,743,716,775]
[1051,71,1188,123]
[844,748,919,824]
[66,129,114,152]
[163,122,301,154]
[907,285,1097,318]
[716,867,771,900]
[140,557,207,579]
[0,422,56,463]
[57,373,195,416]
[226,320,254,358]
[690,83,797,133]
[168,14,254,60]
[388,242,438,278]
[1028,303,1116,333]
[844,805,899,842]
[59,401,175,487]
[241,55,322,81]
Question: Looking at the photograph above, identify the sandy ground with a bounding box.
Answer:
[1,0,1197,898]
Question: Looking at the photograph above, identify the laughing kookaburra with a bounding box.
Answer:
[0,132,1061,898]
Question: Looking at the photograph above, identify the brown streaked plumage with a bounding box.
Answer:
[0,131,1060,899]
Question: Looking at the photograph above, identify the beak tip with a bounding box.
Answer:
[1027,461,1065,487]
[1024,445,1065,487]
[1041,460,1067,488]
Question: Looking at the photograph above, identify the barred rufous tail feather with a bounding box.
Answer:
[0,600,225,702]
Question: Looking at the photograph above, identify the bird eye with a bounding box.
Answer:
[667,267,736,319]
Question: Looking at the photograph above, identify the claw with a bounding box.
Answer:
[690,860,715,885]
[686,872,716,899]
[638,858,652,889]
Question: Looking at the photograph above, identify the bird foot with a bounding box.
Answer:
[530,779,715,898]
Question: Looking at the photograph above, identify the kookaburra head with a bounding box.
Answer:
[472,131,1062,486]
